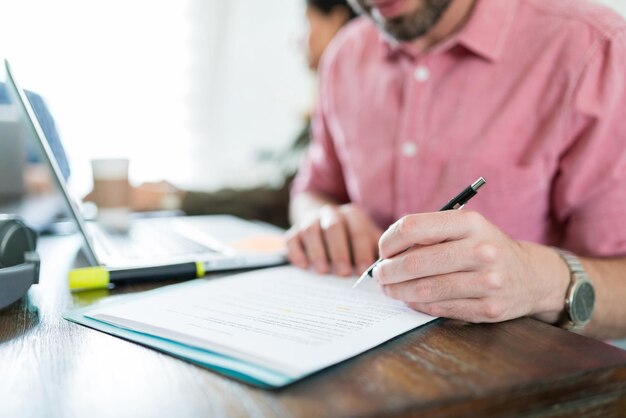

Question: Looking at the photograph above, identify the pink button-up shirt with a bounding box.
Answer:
[292,0,626,257]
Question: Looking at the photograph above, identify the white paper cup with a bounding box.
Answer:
[90,158,131,232]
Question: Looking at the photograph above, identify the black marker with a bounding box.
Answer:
[68,262,208,291]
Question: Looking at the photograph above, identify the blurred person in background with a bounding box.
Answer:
[126,0,357,229]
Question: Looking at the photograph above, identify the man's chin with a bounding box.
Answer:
[368,0,454,43]
[381,19,428,42]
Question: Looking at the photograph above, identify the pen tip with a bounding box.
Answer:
[352,273,368,289]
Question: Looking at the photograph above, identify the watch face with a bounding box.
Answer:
[571,281,595,325]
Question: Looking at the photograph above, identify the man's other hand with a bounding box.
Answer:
[286,204,382,277]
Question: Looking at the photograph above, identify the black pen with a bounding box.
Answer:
[352,177,486,289]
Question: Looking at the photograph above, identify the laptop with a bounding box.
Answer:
[3,59,287,270]
[0,86,67,231]
[0,105,24,197]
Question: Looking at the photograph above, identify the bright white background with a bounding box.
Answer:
[0,0,313,195]
[0,0,624,196]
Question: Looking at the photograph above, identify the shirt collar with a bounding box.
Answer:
[456,0,517,62]
[380,0,517,63]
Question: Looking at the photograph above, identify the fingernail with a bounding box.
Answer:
[314,261,328,273]
[289,257,307,269]
[336,262,351,276]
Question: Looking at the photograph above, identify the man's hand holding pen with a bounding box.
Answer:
[373,210,570,323]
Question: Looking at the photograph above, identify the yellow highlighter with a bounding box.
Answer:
[69,262,206,292]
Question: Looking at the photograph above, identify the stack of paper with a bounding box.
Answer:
[64,266,436,388]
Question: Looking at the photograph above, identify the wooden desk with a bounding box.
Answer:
[1,235,626,418]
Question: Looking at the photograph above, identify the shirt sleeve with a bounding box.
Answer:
[553,30,626,257]
[290,47,350,205]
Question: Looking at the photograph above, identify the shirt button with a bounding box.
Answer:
[414,65,430,82]
[401,142,418,157]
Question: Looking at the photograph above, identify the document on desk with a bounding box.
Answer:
[65,266,436,388]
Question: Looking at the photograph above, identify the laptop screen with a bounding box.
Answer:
[3,59,99,265]
[0,104,24,197]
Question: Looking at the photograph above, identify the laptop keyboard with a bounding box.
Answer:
[95,221,216,260]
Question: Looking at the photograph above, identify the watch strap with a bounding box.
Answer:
[554,248,594,331]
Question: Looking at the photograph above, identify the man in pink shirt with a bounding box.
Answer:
[287,0,626,339]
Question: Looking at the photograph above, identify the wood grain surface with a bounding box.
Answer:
[1,234,625,418]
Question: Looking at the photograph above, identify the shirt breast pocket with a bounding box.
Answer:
[438,158,552,241]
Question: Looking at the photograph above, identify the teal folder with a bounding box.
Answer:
[63,280,294,389]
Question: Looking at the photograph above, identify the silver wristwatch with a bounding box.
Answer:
[554,249,595,331]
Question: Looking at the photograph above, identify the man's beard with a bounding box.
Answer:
[362,0,455,42]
